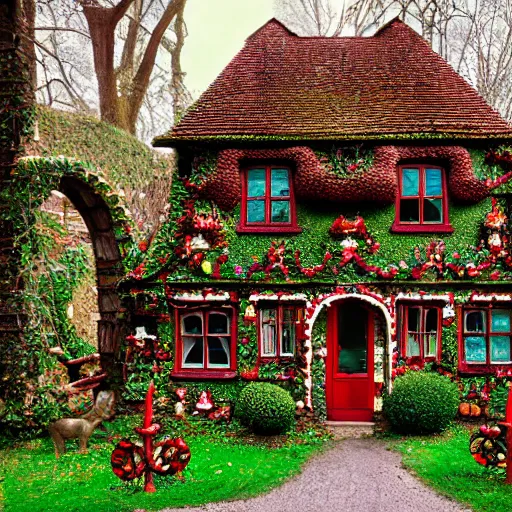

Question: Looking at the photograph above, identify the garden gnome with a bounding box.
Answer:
[174,388,187,419]
[195,390,214,414]
[49,390,115,458]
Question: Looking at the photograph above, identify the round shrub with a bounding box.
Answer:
[383,371,459,434]
[235,382,296,435]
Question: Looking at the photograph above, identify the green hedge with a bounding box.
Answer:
[383,371,459,434]
[235,382,296,435]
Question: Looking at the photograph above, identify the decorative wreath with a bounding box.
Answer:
[149,438,191,475]
[469,425,507,468]
[111,440,146,480]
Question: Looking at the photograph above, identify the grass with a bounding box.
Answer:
[0,414,330,512]
[395,425,512,512]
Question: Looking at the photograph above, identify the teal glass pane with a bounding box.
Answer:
[247,200,265,223]
[425,168,442,196]
[271,201,290,223]
[423,198,442,222]
[402,169,419,196]
[465,336,486,362]
[247,169,266,197]
[271,169,290,197]
[491,336,511,362]
[492,310,510,332]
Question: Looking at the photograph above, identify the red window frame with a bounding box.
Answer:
[238,165,301,234]
[257,304,303,360]
[173,307,237,379]
[459,306,512,375]
[392,164,453,234]
[399,303,442,362]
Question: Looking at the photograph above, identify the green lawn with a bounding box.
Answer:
[395,426,512,512]
[0,416,330,512]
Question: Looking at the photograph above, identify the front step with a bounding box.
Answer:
[326,421,375,439]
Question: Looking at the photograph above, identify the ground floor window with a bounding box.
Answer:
[399,304,441,361]
[258,305,304,359]
[461,307,512,370]
[176,309,235,373]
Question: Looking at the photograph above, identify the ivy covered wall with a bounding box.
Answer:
[117,141,512,420]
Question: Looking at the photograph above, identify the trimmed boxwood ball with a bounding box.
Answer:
[383,371,459,434]
[235,382,296,435]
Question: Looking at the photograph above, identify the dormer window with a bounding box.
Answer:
[238,165,301,233]
[392,164,453,233]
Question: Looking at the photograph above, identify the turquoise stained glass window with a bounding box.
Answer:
[247,200,265,223]
[245,167,292,226]
[271,201,290,222]
[463,309,512,365]
[465,336,486,362]
[491,336,511,362]
[271,169,290,196]
[398,166,445,225]
[402,169,419,196]
[247,169,266,197]
[492,310,510,332]
[425,169,442,195]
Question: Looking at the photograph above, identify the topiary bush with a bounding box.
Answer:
[383,371,459,434]
[235,382,296,435]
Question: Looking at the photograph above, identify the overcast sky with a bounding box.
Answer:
[181,0,275,100]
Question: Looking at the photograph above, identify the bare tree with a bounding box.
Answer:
[34,0,190,138]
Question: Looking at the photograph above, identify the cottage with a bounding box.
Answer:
[128,18,512,422]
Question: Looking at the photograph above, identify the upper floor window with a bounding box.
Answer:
[174,308,236,378]
[399,303,441,361]
[392,164,453,233]
[461,307,512,373]
[259,305,303,359]
[238,165,301,234]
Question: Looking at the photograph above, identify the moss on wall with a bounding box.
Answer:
[225,199,490,274]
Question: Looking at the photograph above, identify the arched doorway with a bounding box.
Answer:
[326,300,376,421]
[307,293,392,421]
[57,175,125,379]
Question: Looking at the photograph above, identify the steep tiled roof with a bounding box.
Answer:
[154,18,512,145]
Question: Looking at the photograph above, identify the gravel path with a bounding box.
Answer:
[160,438,470,512]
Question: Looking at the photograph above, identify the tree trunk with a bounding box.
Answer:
[125,0,187,134]
[82,0,186,135]
[83,6,120,128]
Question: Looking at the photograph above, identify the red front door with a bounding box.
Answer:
[326,301,374,421]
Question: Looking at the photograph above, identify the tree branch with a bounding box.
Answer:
[127,0,187,130]
[35,26,91,38]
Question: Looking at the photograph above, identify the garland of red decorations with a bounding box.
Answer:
[192,146,512,211]
[294,250,332,278]
[246,241,291,280]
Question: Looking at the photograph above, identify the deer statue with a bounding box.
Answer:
[49,390,115,458]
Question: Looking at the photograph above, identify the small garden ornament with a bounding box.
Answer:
[469,384,512,483]
[174,388,187,419]
[111,381,191,492]
[49,390,115,458]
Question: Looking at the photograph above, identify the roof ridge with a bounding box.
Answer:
[245,18,298,41]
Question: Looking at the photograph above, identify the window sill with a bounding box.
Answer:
[171,370,237,380]
[391,222,454,234]
[236,224,303,235]
[459,364,512,376]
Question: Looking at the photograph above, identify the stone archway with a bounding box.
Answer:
[305,293,393,416]
[57,175,126,380]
